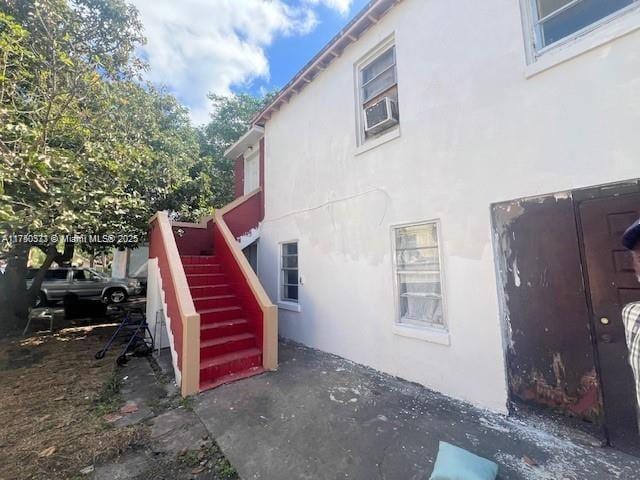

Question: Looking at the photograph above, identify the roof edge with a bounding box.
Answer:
[223,125,265,160]
[251,0,402,126]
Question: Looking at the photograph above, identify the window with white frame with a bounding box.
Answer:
[393,222,445,328]
[357,44,399,141]
[527,0,637,51]
[243,149,259,195]
[280,242,299,303]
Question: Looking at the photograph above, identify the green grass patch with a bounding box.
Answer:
[215,457,238,479]
[93,370,123,417]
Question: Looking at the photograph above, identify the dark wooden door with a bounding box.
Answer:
[579,192,640,453]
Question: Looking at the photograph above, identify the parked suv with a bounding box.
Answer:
[26,267,143,306]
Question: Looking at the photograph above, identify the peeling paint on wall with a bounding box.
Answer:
[491,192,603,428]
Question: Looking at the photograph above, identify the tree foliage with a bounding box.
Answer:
[0,0,191,329]
[0,0,275,331]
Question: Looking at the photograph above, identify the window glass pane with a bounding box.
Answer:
[396,248,440,271]
[400,295,443,326]
[281,242,299,303]
[395,224,438,249]
[283,285,298,301]
[539,0,632,47]
[536,0,574,19]
[361,47,395,84]
[283,255,298,268]
[398,272,441,295]
[284,243,297,255]
[362,67,396,103]
[46,269,68,280]
[73,270,89,280]
[398,272,443,324]
[394,222,445,326]
[284,269,298,285]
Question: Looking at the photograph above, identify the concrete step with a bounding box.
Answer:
[181,255,217,265]
[199,348,262,384]
[200,333,257,359]
[183,264,222,275]
[193,294,238,310]
[186,273,227,287]
[190,284,231,298]
[200,306,244,323]
[200,318,250,340]
[199,366,264,392]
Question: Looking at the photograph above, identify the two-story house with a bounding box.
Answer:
[149,0,640,455]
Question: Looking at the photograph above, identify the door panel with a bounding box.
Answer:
[492,195,603,425]
[71,269,102,297]
[579,192,640,453]
[43,269,70,301]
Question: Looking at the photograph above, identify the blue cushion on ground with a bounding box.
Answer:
[429,441,498,480]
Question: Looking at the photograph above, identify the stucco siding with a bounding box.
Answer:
[256,0,640,412]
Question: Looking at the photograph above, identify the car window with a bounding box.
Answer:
[45,269,68,280]
[88,269,104,279]
[73,270,89,281]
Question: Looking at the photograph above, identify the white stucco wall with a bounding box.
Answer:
[146,259,179,380]
[257,0,640,412]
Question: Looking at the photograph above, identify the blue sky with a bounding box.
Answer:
[130,0,369,125]
[247,0,369,96]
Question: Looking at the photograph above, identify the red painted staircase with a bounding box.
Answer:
[182,254,263,391]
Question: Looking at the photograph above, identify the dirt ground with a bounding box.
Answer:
[0,308,240,480]
[0,316,147,480]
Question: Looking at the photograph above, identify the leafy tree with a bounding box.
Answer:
[0,0,276,333]
[0,0,192,331]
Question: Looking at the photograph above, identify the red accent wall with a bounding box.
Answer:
[173,222,214,256]
[234,154,244,199]
[149,222,183,370]
[227,136,265,236]
[223,192,263,239]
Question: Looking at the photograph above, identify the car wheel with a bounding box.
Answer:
[35,292,48,308]
[105,288,127,304]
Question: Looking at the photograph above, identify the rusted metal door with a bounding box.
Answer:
[579,192,640,453]
[493,195,603,426]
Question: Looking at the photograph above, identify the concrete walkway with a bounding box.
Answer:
[193,340,640,480]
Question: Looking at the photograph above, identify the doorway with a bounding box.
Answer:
[577,188,640,453]
[242,241,258,274]
[492,179,640,455]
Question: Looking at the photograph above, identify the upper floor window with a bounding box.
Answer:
[357,43,399,142]
[392,222,446,329]
[529,0,636,50]
[243,148,259,195]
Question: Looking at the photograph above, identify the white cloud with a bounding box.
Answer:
[130,0,351,125]
[304,0,353,16]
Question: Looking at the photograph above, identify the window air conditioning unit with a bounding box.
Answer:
[364,96,398,135]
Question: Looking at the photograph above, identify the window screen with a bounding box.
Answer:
[394,223,445,327]
[533,0,634,48]
[361,47,397,103]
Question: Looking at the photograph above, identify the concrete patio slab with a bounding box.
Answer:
[193,340,640,480]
